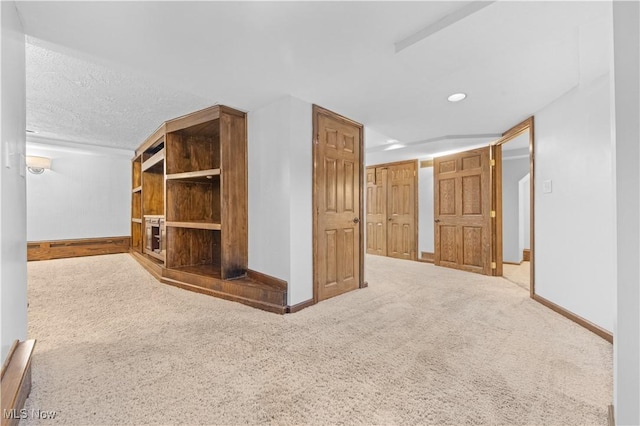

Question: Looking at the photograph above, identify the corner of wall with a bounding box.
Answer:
[1,0,27,364]
[247,97,293,288]
[287,97,313,306]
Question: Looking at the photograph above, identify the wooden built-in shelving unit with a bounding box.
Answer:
[129,105,287,313]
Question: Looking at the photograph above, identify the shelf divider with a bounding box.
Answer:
[142,149,165,172]
[165,221,221,231]
[166,169,221,181]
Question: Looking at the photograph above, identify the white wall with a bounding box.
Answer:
[1,1,27,364]
[418,165,434,254]
[288,97,313,305]
[502,157,529,263]
[612,1,640,423]
[535,73,616,332]
[26,140,132,241]
[248,96,313,306]
[247,97,290,285]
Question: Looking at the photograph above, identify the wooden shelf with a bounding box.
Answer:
[132,218,142,224]
[166,169,220,182]
[142,149,165,172]
[165,125,220,175]
[166,227,221,271]
[166,221,221,230]
[132,186,142,193]
[166,179,220,224]
[169,264,221,279]
[143,214,165,219]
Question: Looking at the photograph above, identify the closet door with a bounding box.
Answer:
[366,167,387,256]
[434,147,492,275]
[387,162,417,260]
[313,106,363,302]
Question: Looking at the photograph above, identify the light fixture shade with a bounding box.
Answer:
[26,156,51,174]
[384,143,406,151]
[447,93,467,102]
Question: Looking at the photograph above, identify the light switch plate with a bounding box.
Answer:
[543,180,552,193]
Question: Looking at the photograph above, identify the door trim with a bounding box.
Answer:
[365,159,419,260]
[312,105,365,304]
[493,117,535,297]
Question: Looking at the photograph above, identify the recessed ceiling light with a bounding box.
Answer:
[384,143,406,151]
[447,93,467,102]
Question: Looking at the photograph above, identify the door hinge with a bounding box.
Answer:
[491,262,497,269]
[490,159,496,167]
[490,210,496,218]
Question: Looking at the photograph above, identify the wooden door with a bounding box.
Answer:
[313,106,363,302]
[387,162,417,260]
[366,167,387,256]
[434,147,493,275]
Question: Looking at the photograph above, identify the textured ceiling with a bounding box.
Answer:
[18,1,611,155]
[26,39,213,149]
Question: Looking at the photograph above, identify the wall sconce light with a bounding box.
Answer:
[26,156,51,174]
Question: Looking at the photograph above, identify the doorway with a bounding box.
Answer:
[494,118,535,295]
[429,118,534,285]
[312,105,365,302]
[365,159,418,261]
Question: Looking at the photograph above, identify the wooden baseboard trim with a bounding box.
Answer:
[1,341,19,377]
[420,252,435,263]
[1,340,36,426]
[161,277,287,314]
[246,269,287,291]
[607,404,615,426]
[533,294,613,343]
[523,249,531,261]
[129,253,288,314]
[28,236,130,261]
[287,299,315,313]
[129,251,163,280]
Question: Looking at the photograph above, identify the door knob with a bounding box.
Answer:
[388,217,393,221]
[353,217,360,224]
[434,219,441,222]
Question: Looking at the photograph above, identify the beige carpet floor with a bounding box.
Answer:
[23,254,612,425]
[503,261,530,292]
